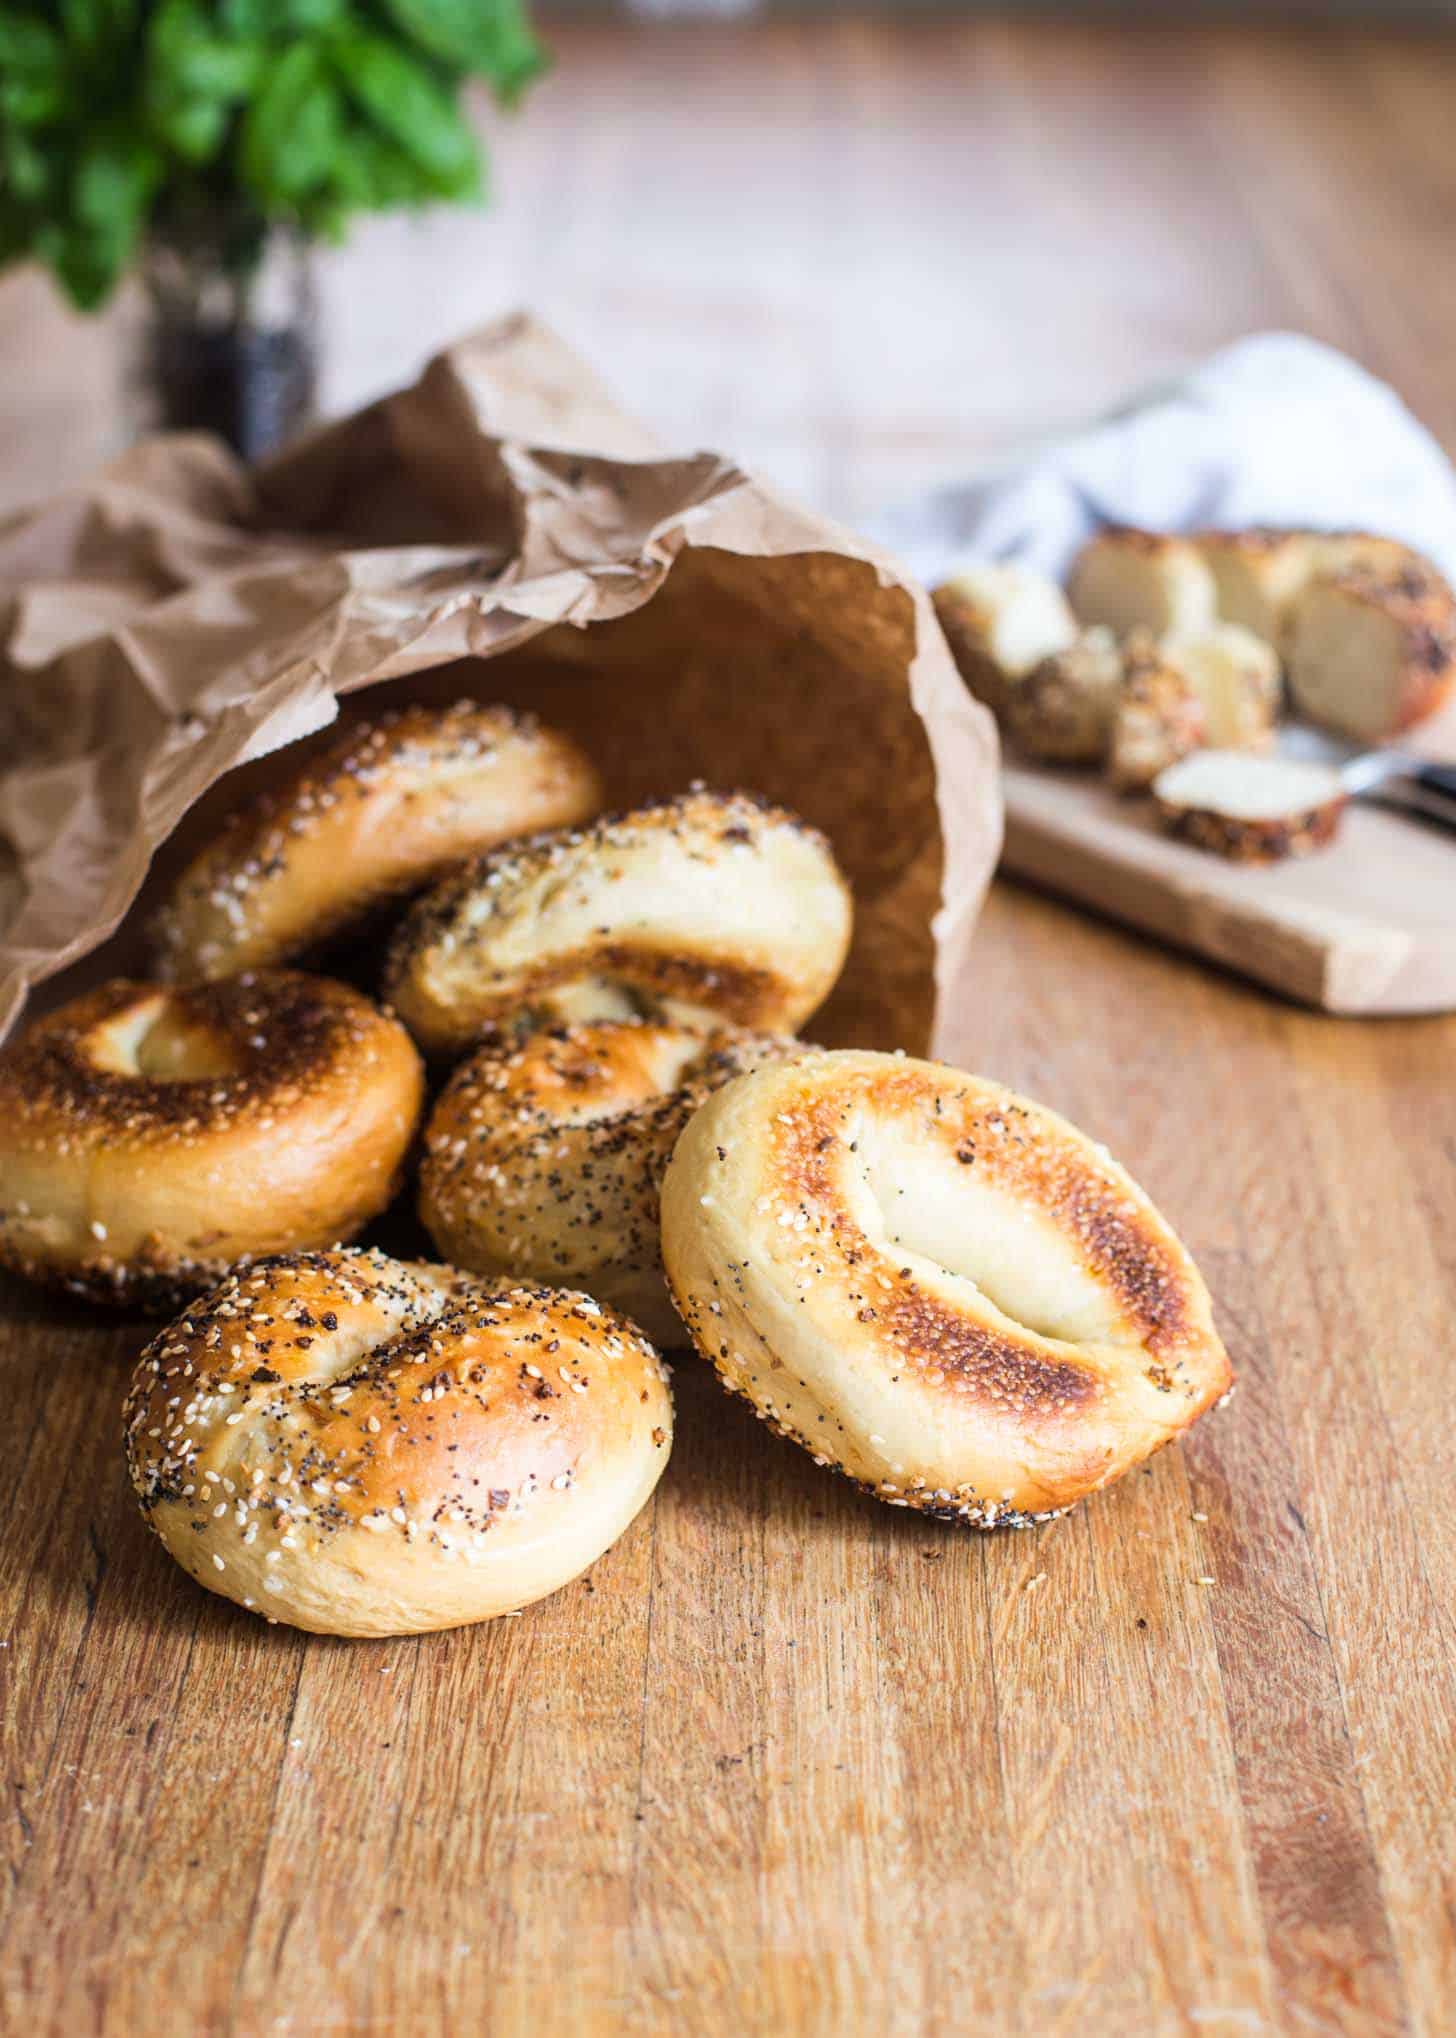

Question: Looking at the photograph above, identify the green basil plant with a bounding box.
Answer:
[0,0,547,309]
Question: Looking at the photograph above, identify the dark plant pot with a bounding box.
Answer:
[146,319,316,464]
[133,219,318,463]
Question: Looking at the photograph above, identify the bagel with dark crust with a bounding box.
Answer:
[660,1050,1231,1525]
[420,1020,802,1346]
[0,973,424,1310]
[154,702,602,982]
[1153,751,1347,862]
[384,788,853,1058]
[124,1247,674,1636]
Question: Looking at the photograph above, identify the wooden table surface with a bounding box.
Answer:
[4,17,1456,2036]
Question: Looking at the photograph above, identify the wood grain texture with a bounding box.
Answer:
[2,16,1455,2035]
[1001,733,1456,1014]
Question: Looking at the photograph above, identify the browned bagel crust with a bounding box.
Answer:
[1156,793,1346,863]
[153,702,603,982]
[1006,629,1123,764]
[932,583,1015,720]
[0,974,424,1311]
[383,788,853,1057]
[419,1020,803,1345]
[1107,636,1206,793]
[1289,562,1456,741]
[660,1051,1232,1525]
[1194,527,1435,650]
[123,1248,674,1636]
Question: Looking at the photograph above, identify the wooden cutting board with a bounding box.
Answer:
[1001,722,1456,1015]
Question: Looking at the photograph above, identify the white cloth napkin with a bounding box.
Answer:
[865,331,1456,591]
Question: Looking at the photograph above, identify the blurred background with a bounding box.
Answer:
[4,0,1455,522]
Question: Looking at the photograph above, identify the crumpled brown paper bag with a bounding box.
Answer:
[0,312,1000,1051]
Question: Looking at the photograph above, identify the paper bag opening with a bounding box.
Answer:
[0,314,1001,1054]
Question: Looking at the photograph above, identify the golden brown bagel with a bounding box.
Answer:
[1160,622,1281,752]
[1195,527,1427,651]
[1107,635,1207,793]
[932,562,1078,720]
[384,788,853,1058]
[0,974,423,1311]
[420,1021,802,1346]
[123,1248,674,1636]
[1005,627,1123,764]
[154,702,602,982]
[1287,561,1456,743]
[660,1050,1231,1525]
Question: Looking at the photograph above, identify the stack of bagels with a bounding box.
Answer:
[0,698,1232,1637]
[935,525,1456,862]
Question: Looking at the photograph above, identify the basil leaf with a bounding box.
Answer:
[221,0,345,32]
[74,129,162,232]
[147,0,261,103]
[335,34,481,197]
[241,43,341,203]
[60,0,138,57]
[377,0,548,101]
[0,12,64,81]
[328,122,444,209]
[38,223,120,311]
[157,96,229,163]
[1,127,50,205]
[36,130,160,310]
[0,65,71,130]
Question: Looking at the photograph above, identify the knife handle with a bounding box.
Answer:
[1373,760,1456,835]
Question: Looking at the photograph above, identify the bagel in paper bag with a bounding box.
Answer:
[0,312,1000,1060]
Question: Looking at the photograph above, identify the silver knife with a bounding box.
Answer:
[1277,725,1456,834]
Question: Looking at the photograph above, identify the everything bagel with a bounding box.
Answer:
[154,702,602,982]
[660,1050,1231,1524]
[0,974,423,1310]
[420,1020,801,1346]
[383,788,853,1057]
[123,1248,674,1636]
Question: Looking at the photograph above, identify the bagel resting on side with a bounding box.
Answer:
[0,973,424,1311]
[660,1050,1231,1524]
[124,1248,674,1636]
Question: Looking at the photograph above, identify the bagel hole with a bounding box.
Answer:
[88,996,238,1082]
[852,1121,1126,1347]
[583,1029,708,1118]
[538,980,655,1028]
